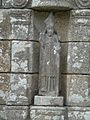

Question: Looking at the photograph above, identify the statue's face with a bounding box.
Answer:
[46,26,54,37]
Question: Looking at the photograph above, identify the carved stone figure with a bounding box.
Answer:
[39,12,61,96]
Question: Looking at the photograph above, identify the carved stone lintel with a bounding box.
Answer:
[12,0,28,8]
[32,0,72,10]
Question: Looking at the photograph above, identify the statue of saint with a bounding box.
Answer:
[39,12,61,96]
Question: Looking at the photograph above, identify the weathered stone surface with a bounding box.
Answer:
[11,41,39,73]
[2,0,31,8]
[34,96,64,106]
[61,75,90,107]
[32,0,72,10]
[61,42,90,74]
[68,10,90,42]
[0,41,10,72]
[0,9,33,40]
[6,106,29,120]
[0,74,9,105]
[7,74,38,105]
[68,107,90,120]
[0,105,6,120]
[30,106,66,120]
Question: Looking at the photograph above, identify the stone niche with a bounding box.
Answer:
[34,11,70,42]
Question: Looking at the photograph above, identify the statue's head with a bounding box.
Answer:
[44,12,54,37]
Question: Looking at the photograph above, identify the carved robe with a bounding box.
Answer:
[39,32,61,96]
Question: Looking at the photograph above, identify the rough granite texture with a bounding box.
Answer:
[61,42,90,74]
[6,106,29,120]
[68,107,90,120]
[7,74,38,105]
[0,41,11,72]
[61,75,90,107]
[11,41,39,73]
[0,9,34,40]
[0,105,6,120]
[68,10,90,42]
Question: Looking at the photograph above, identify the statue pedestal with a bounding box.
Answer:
[34,96,64,106]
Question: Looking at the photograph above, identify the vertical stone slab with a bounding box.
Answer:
[61,75,90,106]
[0,41,10,72]
[6,106,29,120]
[7,74,38,105]
[30,106,67,120]
[0,74,10,105]
[0,105,6,120]
[68,107,90,120]
[68,10,90,42]
[11,41,39,73]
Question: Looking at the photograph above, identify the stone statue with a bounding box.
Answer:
[39,12,61,96]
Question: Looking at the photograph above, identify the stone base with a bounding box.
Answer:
[34,96,64,106]
[30,106,66,120]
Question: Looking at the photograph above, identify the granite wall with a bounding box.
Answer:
[0,0,90,120]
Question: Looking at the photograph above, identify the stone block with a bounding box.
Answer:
[30,106,67,120]
[61,42,90,74]
[32,0,72,11]
[68,10,90,42]
[0,105,6,120]
[6,106,29,120]
[61,75,90,107]
[0,41,10,72]
[34,96,64,106]
[11,41,39,73]
[0,9,33,40]
[2,0,31,8]
[0,74,10,105]
[68,107,90,120]
[7,74,38,105]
